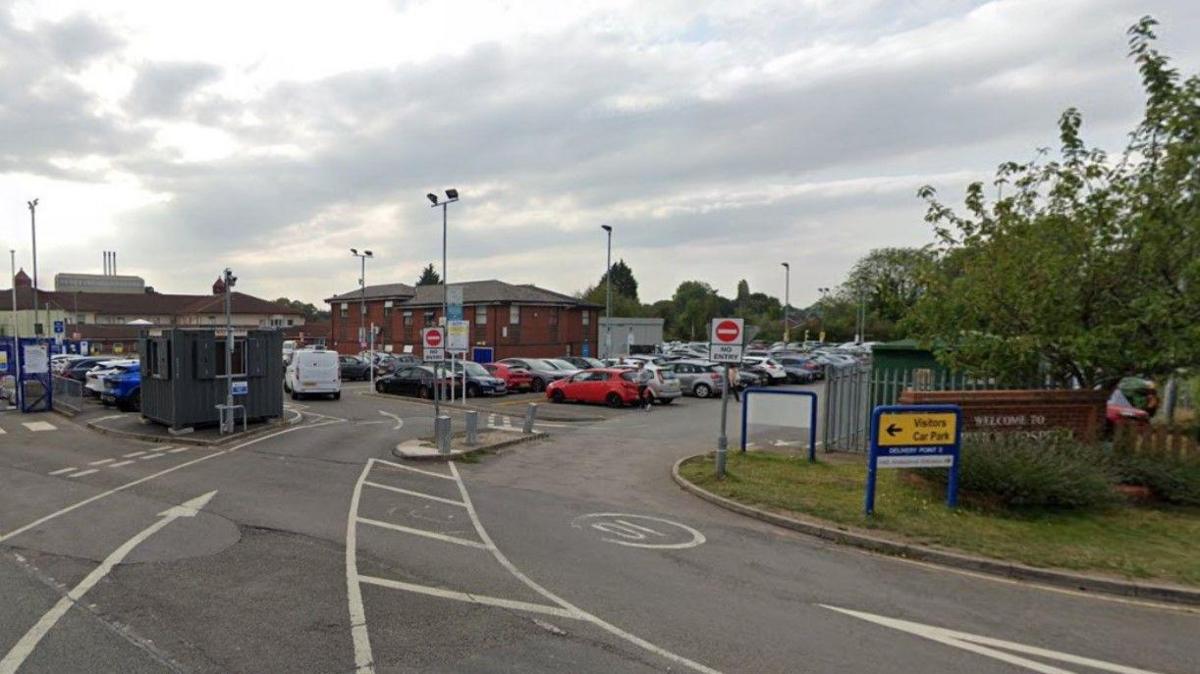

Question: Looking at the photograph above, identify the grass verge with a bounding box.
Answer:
[680,452,1200,586]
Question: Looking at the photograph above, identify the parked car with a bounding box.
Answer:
[661,360,726,398]
[545,368,642,407]
[776,356,819,384]
[743,357,788,385]
[562,356,605,370]
[430,360,507,397]
[51,354,85,375]
[375,365,462,399]
[483,362,534,392]
[285,347,341,400]
[496,358,572,392]
[544,358,583,378]
[100,361,141,412]
[85,359,138,398]
[640,364,682,404]
[61,357,111,384]
[339,355,372,381]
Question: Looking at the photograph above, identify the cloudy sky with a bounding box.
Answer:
[2,0,1197,308]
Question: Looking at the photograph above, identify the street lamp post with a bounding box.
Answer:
[9,250,21,408]
[427,189,459,420]
[351,248,374,386]
[781,262,790,344]
[27,199,38,335]
[221,267,237,433]
[601,225,612,359]
[817,287,830,342]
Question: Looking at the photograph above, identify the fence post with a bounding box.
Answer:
[465,410,478,446]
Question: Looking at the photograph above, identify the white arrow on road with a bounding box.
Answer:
[0,491,218,674]
[820,605,1163,674]
[378,410,404,430]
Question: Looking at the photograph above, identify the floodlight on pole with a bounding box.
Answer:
[600,225,612,358]
[781,262,790,343]
[428,188,460,418]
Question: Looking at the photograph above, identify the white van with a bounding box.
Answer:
[285,348,341,400]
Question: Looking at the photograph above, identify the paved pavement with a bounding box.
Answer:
[0,384,1196,673]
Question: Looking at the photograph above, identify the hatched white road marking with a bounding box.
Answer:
[363,481,467,507]
[22,421,56,432]
[121,451,147,459]
[0,428,6,434]
[357,517,488,549]
[47,467,77,476]
[140,453,165,460]
[108,460,135,468]
[67,469,99,478]
[820,605,1164,674]
[87,459,115,466]
[358,575,577,619]
[167,447,189,454]
[0,492,217,674]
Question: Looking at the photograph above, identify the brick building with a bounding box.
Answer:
[325,280,601,361]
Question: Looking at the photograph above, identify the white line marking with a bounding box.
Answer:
[363,481,467,507]
[0,420,341,545]
[357,517,489,549]
[0,491,217,674]
[371,457,456,481]
[139,453,165,460]
[167,447,189,454]
[22,421,56,432]
[378,410,404,430]
[0,428,6,435]
[571,513,707,549]
[359,575,577,619]
[87,459,115,466]
[91,414,124,423]
[447,462,721,674]
[68,469,99,478]
[820,605,1164,674]
[121,451,147,458]
[346,462,375,673]
[47,467,77,476]
[108,460,135,468]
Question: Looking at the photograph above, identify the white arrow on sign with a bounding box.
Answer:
[0,491,218,674]
[820,605,1163,674]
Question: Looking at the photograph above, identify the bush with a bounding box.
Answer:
[913,436,1116,509]
[1112,453,1200,506]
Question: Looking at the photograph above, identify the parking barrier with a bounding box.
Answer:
[465,410,478,446]
[523,403,538,434]
[436,415,451,455]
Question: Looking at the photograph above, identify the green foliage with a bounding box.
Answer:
[916,436,1117,509]
[597,259,639,301]
[905,17,1200,387]
[1112,452,1200,506]
[416,264,441,286]
[273,297,329,322]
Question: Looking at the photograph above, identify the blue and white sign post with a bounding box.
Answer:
[865,404,963,515]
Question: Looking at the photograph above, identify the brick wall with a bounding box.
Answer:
[897,389,1108,443]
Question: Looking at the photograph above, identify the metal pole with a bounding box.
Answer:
[436,203,447,419]
[717,364,729,478]
[782,262,790,343]
[224,268,233,433]
[28,200,38,335]
[604,226,612,359]
[10,250,22,409]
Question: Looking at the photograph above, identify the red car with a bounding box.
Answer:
[546,368,641,407]
[484,362,533,392]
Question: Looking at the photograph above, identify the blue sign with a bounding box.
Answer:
[231,380,249,396]
[53,320,64,334]
[865,404,962,515]
[581,342,590,357]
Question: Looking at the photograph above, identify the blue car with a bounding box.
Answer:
[101,362,141,412]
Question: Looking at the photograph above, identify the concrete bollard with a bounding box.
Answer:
[465,410,478,446]
[523,403,538,434]
[436,414,452,455]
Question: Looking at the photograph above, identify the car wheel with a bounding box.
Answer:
[290,390,300,400]
[418,385,430,399]
[694,383,711,398]
[533,378,546,392]
[375,381,386,393]
[333,392,341,400]
[467,383,481,398]
[606,392,624,408]
[551,390,565,403]
[658,397,674,405]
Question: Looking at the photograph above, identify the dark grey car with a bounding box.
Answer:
[496,358,572,392]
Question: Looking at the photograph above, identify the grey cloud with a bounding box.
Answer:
[124,61,223,118]
[44,14,123,67]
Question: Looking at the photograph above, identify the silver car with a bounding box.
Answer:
[659,359,725,398]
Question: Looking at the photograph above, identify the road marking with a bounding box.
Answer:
[167,447,189,454]
[122,451,147,458]
[47,467,77,476]
[0,428,6,434]
[108,460,135,468]
[820,605,1164,674]
[0,491,217,674]
[570,513,707,550]
[363,481,467,507]
[359,575,577,619]
[346,462,375,673]
[357,517,488,549]
[67,469,99,478]
[87,458,115,466]
[140,453,165,460]
[378,410,404,430]
[22,422,56,432]
[371,457,456,481]
[0,419,341,545]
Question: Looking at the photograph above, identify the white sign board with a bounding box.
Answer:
[23,345,49,374]
[447,320,469,352]
[709,318,745,363]
[877,454,955,469]
[422,327,445,362]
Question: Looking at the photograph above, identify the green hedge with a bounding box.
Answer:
[1112,453,1200,506]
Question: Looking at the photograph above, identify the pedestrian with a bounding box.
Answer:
[728,365,741,402]
[636,362,654,411]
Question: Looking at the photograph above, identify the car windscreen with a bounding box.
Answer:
[546,359,577,371]
[462,362,489,377]
[523,359,553,370]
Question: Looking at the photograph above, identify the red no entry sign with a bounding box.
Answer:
[424,328,443,347]
[714,320,741,343]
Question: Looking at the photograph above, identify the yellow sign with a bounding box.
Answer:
[877,411,958,447]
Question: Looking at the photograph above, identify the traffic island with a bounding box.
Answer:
[362,390,614,423]
[85,408,302,446]
[393,428,545,461]
[673,451,1200,605]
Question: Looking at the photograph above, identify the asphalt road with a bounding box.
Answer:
[0,383,1196,673]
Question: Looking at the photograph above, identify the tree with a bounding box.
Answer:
[416,264,441,286]
[904,17,1200,387]
[273,298,329,322]
[596,259,639,301]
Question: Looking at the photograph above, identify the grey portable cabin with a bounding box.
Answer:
[139,328,283,430]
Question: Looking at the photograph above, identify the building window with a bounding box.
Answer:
[340,303,348,318]
[384,306,392,319]
[361,304,367,315]
[287,319,294,326]
[548,308,559,327]
[423,310,435,327]
[509,305,520,324]
[582,310,590,326]
[403,311,413,327]
[474,307,487,325]
[215,339,247,376]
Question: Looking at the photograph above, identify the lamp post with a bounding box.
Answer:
[781,262,790,344]
[351,248,374,385]
[817,287,830,343]
[427,189,459,419]
[601,225,612,359]
[9,250,21,409]
[27,199,38,335]
[221,267,237,433]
